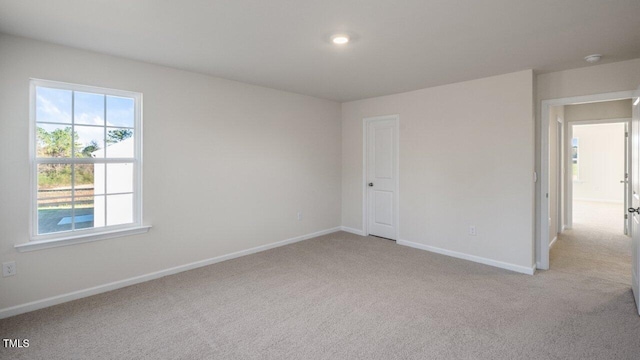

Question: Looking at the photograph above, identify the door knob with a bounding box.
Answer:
[368,183,374,187]
[628,207,640,213]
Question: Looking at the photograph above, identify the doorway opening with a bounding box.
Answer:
[546,99,632,284]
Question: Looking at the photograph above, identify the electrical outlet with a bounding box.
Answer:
[297,211,303,221]
[469,226,477,236]
[3,261,16,277]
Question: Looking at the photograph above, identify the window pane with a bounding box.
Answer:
[74,92,105,126]
[572,138,579,180]
[92,164,106,195]
[38,164,72,199]
[106,163,133,194]
[106,194,133,226]
[36,87,71,124]
[107,96,134,127]
[74,164,98,197]
[36,123,74,158]
[74,197,96,230]
[105,128,134,158]
[38,197,73,234]
[94,195,106,227]
[32,81,141,238]
[75,125,105,158]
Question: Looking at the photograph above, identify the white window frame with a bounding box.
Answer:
[16,79,149,252]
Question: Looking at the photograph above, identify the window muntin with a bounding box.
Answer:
[31,79,142,239]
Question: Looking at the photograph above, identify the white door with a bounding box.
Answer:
[631,92,640,315]
[625,122,631,235]
[366,117,398,240]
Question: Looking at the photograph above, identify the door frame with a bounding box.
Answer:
[539,91,635,269]
[554,116,563,246]
[548,115,564,250]
[362,114,400,240]
[566,118,631,232]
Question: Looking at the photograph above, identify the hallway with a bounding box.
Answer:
[550,200,631,285]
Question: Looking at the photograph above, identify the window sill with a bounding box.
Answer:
[15,226,151,252]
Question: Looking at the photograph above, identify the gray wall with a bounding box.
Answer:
[0,34,342,311]
[341,70,535,271]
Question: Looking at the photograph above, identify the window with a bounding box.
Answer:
[29,79,144,245]
[572,137,579,181]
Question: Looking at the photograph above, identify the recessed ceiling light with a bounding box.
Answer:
[584,54,602,63]
[331,35,350,45]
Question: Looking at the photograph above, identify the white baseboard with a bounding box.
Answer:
[0,226,341,320]
[397,239,535,275]
[549,236,558,249]
[340,226,365,236]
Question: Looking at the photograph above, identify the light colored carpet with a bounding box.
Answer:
[1,230,639,359]
[573,200,626,235]
[550,200,631,285]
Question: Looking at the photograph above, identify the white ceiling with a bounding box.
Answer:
[1,0,639,102]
